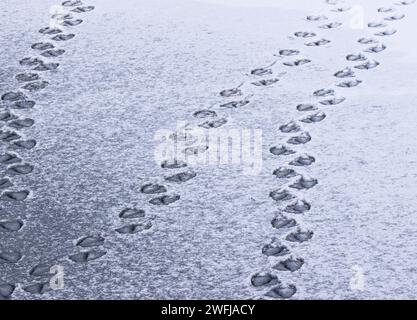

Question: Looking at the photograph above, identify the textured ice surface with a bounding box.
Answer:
[1,0,417,300]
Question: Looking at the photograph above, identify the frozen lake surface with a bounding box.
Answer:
[1,0,417,299]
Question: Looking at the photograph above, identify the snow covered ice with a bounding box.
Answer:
[1,0,417,300]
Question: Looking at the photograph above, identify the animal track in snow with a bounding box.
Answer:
[0,131,20,142]
[119,208,146,219]
[384,14,405,21]
[346,53,366,61]
[296,103,318,112]
[305,39,331,46]
[286,229,313,243]
[0,178,13,189]
[23,282,50,295]
[161,159,187,169]
[300,112,326,123]
[355,60,380,70]
[306,15,328,21]
[220,98,250,109]
[193,110,217,117]
[0,283,15,299]
[358,37,378,44]
[252,79,279,87]
[279,49,300,56]
[364,44,386,53]
[19,57,42,67]
[71,6,95,13]
[22,81,49,92]
[273,167,297,179]
[149,194,180,205]
[289,176,318,190]
[165,171,196,183]
[251,273,279,287]
[1,91,27,102]
[34,62,59,71]
[61,19,83,27]
[274,257,304,272]
[395,0,416,5]
[250,61,277,76]
[313,88,334,97]
[0,250,22,263]
[51,34,76,41]
[271,213,297,229]
[115,222,152,234]
[29,264,53,277]
[337,79,362,88]
[13,139,37,149]
[183,145,209,156]
[262,238,290,257]
[0,153,21,164]
[284,200,311,214]
[368,21,387,28]
[0,220,23,232]
[279,121,300,133]
[266,284,297,299]
[283,59,311,67]
[31,42,54,50]
[2,190,29,201]
[270,145,296,156]
[219,83,243,97]
[15,73,40,82]
[76,235,105,248]
[199,118,227,129]
[41,49,65,58]
[287,132,311,145]
[378,7,395,12]
[12,100,35,109]
[62,0,83,6]
[334,67,354,78]
[374,29,397,36]
[269,189,295,202]
[8,118,35,129]
[0,111,16,121]
[69,250,107,263]
[140,183,167,194]
[319,97,346,105]
[6,163,34,175]
[318,22,342,29]
[331,6,352,12]
[294,31,316,38]
[289,154,315,166]
[39,27,62,35]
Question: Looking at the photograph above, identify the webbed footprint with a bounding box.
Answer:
[266,284,297,299]
[149,194,180,205]
[251,273,279,287]
[271,213,297,229]
[0,250,22,263]
[284,200,311,214]
[269,189,295,202]
[165,171,196,183]
[300,112,326,123]
[287,132,311,145]
[289,154,315,166]
[262,238,290,257]
[69,250,107,263]
[115,221,152,234]
[289,176,318,190]
[274,257,304,272]
[0,220,23,232]
[286,229,313,243]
